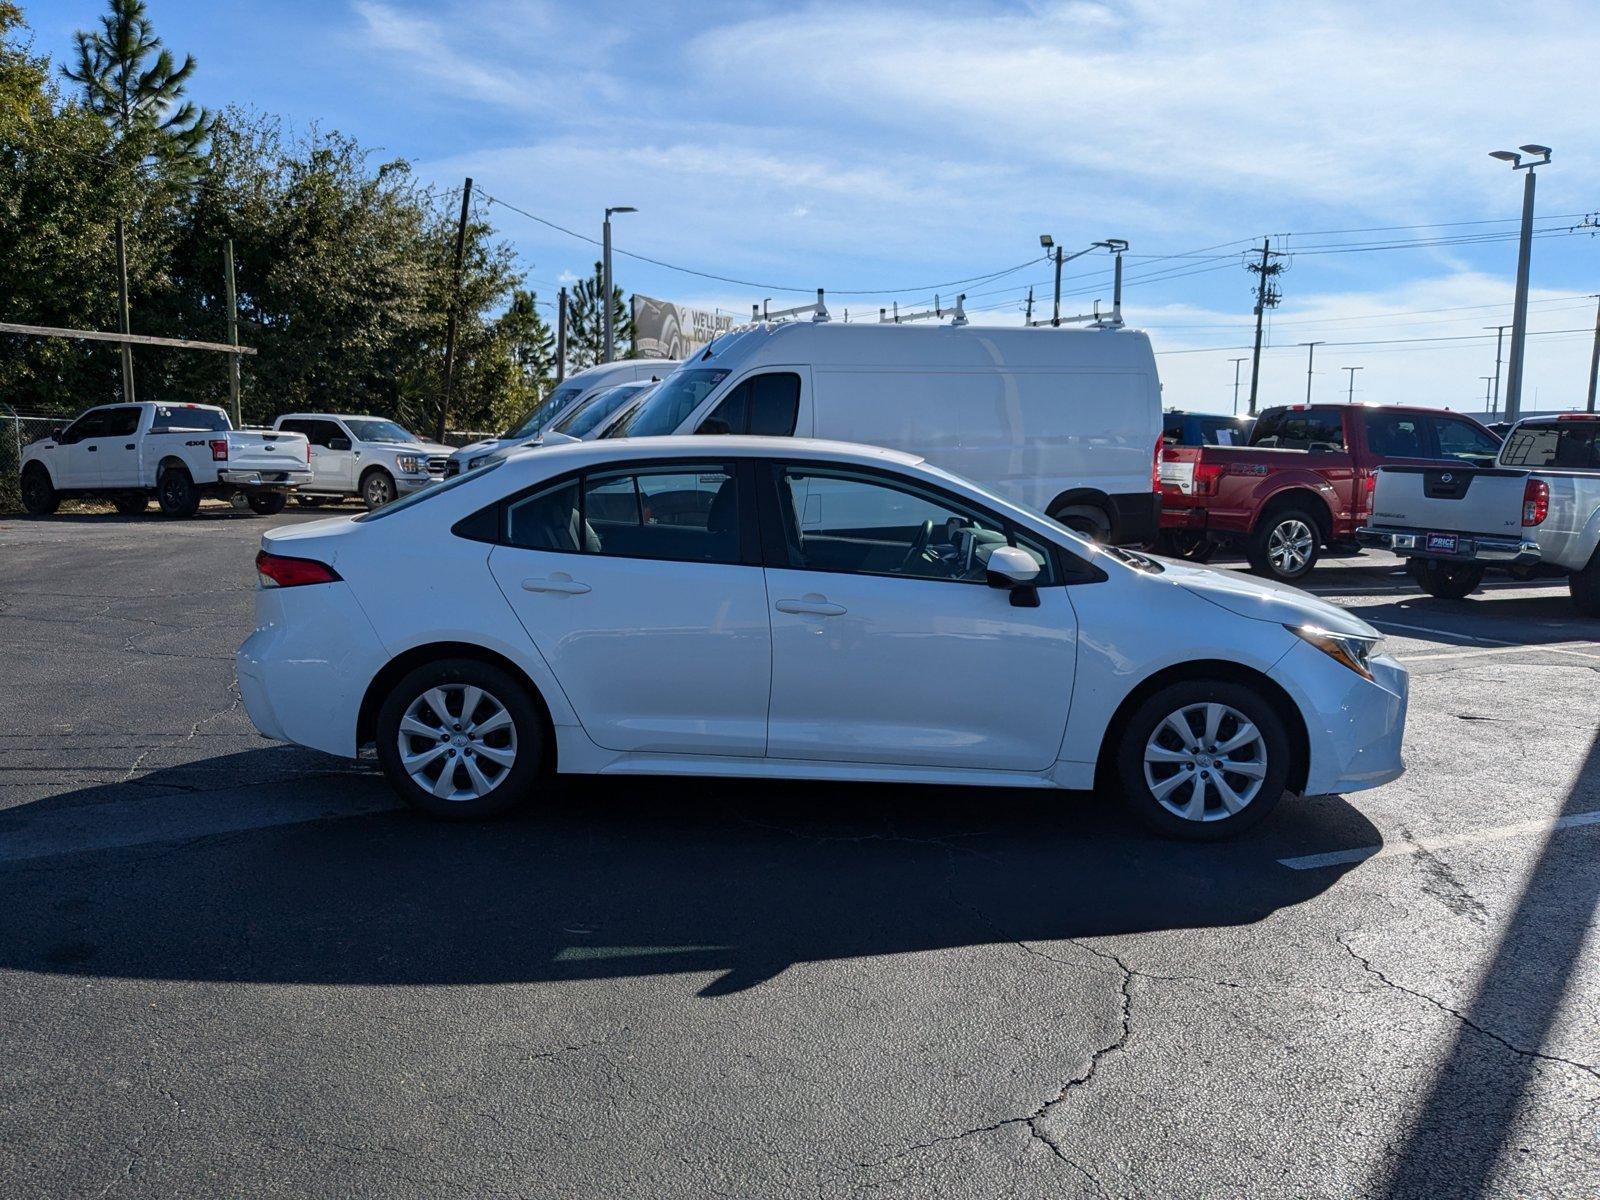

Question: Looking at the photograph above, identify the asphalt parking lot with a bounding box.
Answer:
[1,507,1596,1199]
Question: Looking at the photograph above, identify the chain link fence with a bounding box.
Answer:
[1,406,68,514]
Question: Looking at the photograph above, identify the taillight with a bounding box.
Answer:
[1152,433,1162,491]
[255,550,342,588]
[303,439,311,463]
[1193,462,1225,496]
[210,439,229,462]
[1358,471,1377,516]
[1522,478,1549,527]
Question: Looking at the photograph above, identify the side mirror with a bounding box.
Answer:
[52,427,66,442]
[327,437,352,451]
[985,545,1042,607]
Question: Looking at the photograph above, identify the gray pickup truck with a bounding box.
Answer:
[1358,413,1600,614]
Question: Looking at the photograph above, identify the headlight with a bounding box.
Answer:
[1286,624,1383,680]
[395,454,422,473]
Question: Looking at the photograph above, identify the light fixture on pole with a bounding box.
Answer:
[602,205,636,363]
[1342,366,1362,404]
[1488,144,1551,422]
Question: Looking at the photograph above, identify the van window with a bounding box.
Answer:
[697,372,801,436]
[1500,421,1600,470]
[1250,408,1345,451]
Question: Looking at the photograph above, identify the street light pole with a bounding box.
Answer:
[1052,245,1064,327]
[1300,341,1325,403]
[1586,294,1600,413]
[1490,144,1551,423]
[1342,365,1362,404]
[602,205,636,363]
[1480,376,1495,411]
[1483,323,1510,415]
[1229,356,1247,415]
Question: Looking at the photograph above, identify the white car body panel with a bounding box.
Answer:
[238,437,1408,806]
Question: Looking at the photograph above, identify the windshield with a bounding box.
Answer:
[343,418,418,444]
[552,383,653,437]
[508,384,585,439]
[604,368,730,438]
[354,458,504,521]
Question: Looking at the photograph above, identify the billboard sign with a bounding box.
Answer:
[631,294,734,360]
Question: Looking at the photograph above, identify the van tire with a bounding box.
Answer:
[1570,551,1600,617]
[20,465,58,516]
[1050,503,1112,542]
[1410,558,1484,600]
[157,466,201,518]
[1247,508,1320,581]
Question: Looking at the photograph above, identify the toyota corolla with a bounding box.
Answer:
[237,437,1408,839]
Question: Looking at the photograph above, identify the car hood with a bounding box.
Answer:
[452,438,512,459]
[1153,558,1381,640]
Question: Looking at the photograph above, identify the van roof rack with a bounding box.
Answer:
[750,289,830,325]
[878,294,968,327]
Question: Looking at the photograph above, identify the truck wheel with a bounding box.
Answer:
[1247,509,1320,581]
[19,465,58,516]
[113,493,147,515]
[1409,558,1484,600]
[156,466,201,518]
[246,491,288,516]
[1115,679,1291,841]
[1049,503,1112,543]
[361,468,396,510]
[1154,530,1217,562]
[374,658,546,820]
[1569,551,1600,617]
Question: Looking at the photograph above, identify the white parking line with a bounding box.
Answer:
[1278,809,1600,870]
[1396,643,1600,664]
[1370,619,1600,662]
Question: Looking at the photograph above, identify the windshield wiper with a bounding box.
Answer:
[1103,545,1164,573]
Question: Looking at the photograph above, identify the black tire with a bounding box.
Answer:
[1049,503,1112,543]
[1408,557,1484,600]
[19,464,58,516]
[375,658,546,820]
[246,491,288,516]
[1115,679,1292,841]
[295,495,331,508]
[1246,507,1321,581]
[1154,530,1217,562]
[361,468,396,510]
[1569,550,1600,617]
[156,466,201,518]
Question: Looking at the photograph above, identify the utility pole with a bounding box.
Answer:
[223,238,240,426]
[1490,144,1551,422]
[1245,238,1285,415]
[113,217,135,406]
[1300,341,1325,403]
[1586,294,1600,413]
[1024,287,1034,324]
[1229,356,1247,415]
[1484,324,1510,415]
[1480,376,1495,411]
[556,287,568,383]
[1051,245,1064,327]
[602,205,636,363]
[1342,365,1362,404]
[436,176,473,443]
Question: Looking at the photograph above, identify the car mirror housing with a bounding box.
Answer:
[327,437,352,451]
[986,545,1042,607]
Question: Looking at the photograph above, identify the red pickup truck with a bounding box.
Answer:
[1157,403,1501,581]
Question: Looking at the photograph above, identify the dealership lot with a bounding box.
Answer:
[0,511,1595,1198]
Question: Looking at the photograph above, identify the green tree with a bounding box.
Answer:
[566,260,632,369]
[0,3,47,133]
[63,0,210,160]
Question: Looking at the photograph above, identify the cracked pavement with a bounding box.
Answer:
[0,513,1596,1197]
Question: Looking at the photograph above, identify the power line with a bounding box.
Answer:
[1155,326,1596,355]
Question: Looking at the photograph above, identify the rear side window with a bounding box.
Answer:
[1501,422,1600,470]
[102,406,142,437]
[1250,408,1345,451]
[151,405,230,434]
[1362,411,1425,458]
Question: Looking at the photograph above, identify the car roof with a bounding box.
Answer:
[501,435,925,471]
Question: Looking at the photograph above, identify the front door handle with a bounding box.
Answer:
[523,574,591,595]
[124,443,135,450]
[776,597,847,617]
[87,445,98,452]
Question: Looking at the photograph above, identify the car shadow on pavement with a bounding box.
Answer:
[1344,591,1597,647]
[0,747,1380,997]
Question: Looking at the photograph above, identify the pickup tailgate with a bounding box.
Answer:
[225,429,310,473]
[1370,465,1528,535]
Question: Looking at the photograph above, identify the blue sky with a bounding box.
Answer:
[30,0,1600,412]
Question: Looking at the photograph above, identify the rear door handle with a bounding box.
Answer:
[776,598,847,617]
[87,445,98,452]
[522,575,591,595]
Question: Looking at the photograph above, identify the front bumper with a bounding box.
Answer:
[395,472,441,495]
[1356,525,1541,565]
[1270,641,1408,795]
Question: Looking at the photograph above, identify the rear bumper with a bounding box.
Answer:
[218,468,310,490]
[1356,525,1541,565]
[1109,492,1160,545]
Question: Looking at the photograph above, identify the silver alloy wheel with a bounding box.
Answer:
[397,683,518,802]
[1267,518,1315,575]
[365,473,394,507]
[1143,701,1268,822]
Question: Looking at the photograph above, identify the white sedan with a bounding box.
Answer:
[237,438,1408,839]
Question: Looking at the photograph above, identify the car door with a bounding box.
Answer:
[759,461,1078,772]
[54,408,114,488]
[96,406,146,487]
[295,419,356,491]
[486,459,772,756]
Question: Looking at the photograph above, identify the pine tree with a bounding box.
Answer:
[499,288,557,388]
[567,260,633,369]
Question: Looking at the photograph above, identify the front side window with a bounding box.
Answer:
[1362,411,1425,458]
[150,405,230,434]
[61,409,113,442]
[1430,417,1500,465]
[697,372,800,436]
[774,466,1054,584]
[607,368,730,438]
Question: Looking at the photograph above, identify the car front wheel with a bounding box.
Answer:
[375,658,546,820]
[1115,680,1292,840]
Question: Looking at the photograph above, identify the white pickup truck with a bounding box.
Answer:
[19,401,311,518]
[271,413,453,508]
[1358,413,1600,613]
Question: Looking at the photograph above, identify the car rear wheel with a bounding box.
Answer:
[246,491,288,516]
[375,658,546,820]
[361,469,396,509]
[1409,558,1484,600]
[1247,509,1320,581]
[1115,680,1291,840]
[1569,549,1600,617]
[20,465,59,516]
[156,466,201,517]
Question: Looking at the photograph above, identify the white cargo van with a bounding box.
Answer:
[603,321,1162,543]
